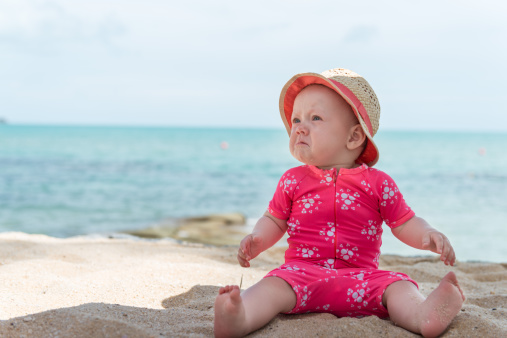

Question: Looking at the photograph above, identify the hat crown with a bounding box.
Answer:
[320,68,380,136]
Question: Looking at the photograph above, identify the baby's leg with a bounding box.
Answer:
[214,276,296,338]
[383,271,465,338]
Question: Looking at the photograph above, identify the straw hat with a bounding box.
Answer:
[279,68,381,166]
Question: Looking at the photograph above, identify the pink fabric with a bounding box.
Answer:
[269,164,415,269]
[265,261,417,318]
[266,164,417,317]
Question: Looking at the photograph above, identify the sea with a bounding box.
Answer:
[1,125,506,263]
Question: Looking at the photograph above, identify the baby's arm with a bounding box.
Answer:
[237,211,287,267]
[391,216,456,266]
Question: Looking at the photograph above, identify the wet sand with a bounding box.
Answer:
[0,232,506,337]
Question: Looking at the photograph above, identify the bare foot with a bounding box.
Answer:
[419,271,465,338]
[214,285,248,338]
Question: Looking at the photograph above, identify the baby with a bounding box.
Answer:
[214,68,465,338]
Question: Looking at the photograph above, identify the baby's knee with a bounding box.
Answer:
[382,280,420,308]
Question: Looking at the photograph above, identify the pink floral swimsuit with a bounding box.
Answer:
[265,164,417,318]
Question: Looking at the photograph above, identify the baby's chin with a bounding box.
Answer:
[290,150,310,165]
[291,155,343,169]
[291,154,322,167]
[290,147,332,164]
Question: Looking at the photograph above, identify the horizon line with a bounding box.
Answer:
[2,122,507,134]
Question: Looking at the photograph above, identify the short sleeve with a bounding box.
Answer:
[376,171,415,228]
[267,169,298,220]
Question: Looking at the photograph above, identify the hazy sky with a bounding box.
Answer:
[1,1,506,130]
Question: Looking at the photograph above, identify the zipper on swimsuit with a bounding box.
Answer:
[333,168,338,269]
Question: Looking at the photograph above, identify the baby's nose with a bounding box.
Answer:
[295,123,308,134]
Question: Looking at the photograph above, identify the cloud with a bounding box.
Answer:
[0,1,506,130]
[342,25,378,44]
[0,0,126,55]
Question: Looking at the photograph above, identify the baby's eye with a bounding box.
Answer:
[312,115,322,121]
[292,117,301,124]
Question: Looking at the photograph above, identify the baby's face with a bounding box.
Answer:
[289,85,357,169]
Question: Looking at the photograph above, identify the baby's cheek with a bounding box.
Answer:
[289,142,299,158]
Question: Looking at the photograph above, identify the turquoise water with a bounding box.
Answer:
[1,125,506,262]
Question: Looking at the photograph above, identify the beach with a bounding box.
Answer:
[1,232,506,337]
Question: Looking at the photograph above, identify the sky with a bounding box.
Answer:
[1,0,506,131]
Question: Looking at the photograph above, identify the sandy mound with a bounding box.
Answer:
[0,232,505,337]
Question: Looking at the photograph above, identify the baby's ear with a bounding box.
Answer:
[347,124,366,150]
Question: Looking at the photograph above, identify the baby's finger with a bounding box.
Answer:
[240,236,253,256]
[447,249,456,266]
[431,233,444,254]
[242,247,253,261]
[238,247,246,259]
[443,241,456,265]
[238,248,252,262]
[237,254,250,267]
[441,241,452,264]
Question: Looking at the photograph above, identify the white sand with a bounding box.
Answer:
[0,232,506,337]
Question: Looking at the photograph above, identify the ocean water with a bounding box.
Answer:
[1,125,506,263]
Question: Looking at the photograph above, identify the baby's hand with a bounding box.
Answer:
[422,230,456,266]
[237,234,263,268]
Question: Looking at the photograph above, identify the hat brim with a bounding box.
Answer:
[279,72,379,167]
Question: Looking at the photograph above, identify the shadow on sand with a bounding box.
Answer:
[1,285,220,338]
[2,282,493,337]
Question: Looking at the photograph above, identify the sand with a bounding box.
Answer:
[0,232,506,337]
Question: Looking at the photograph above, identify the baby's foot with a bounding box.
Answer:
[419,271,465,338]
[214,285,247,338]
